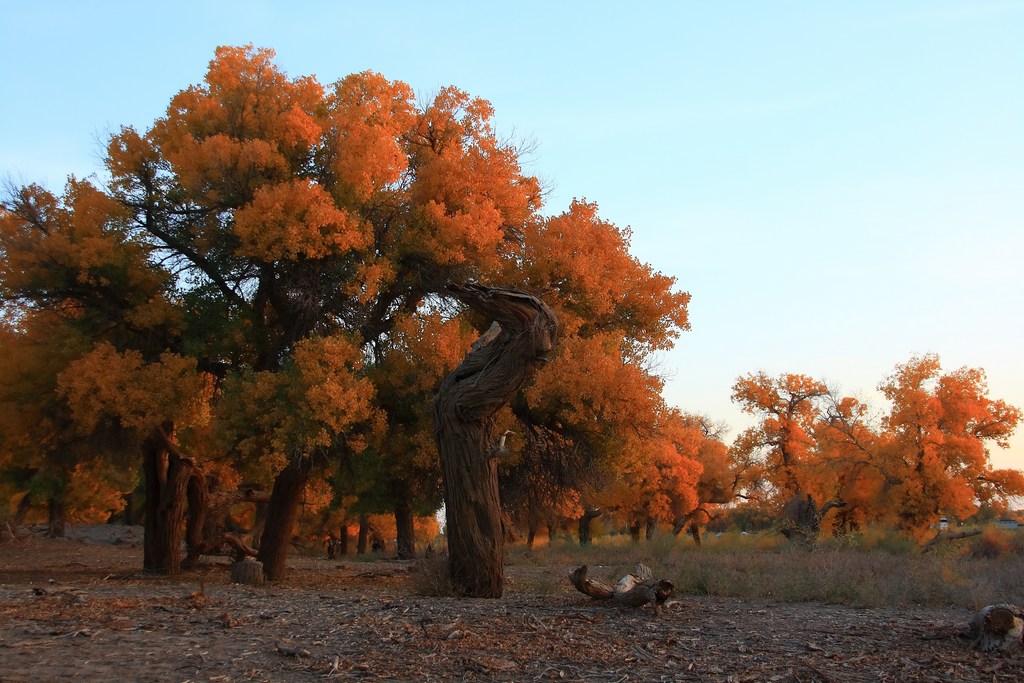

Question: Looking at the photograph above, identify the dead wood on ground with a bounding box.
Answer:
[568,563,674,612]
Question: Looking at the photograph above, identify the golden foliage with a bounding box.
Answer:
[58,343,213,433]
[233,180,371,260]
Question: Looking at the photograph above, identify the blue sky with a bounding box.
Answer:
[3,1,1023,468]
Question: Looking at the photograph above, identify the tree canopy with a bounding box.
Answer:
[0,45,694,582]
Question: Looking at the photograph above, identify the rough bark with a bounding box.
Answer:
[969,604,1024,652]
[673,507,715,546]
[257,456,312,581]
[434,284,558,598]
[338,525,349,557]
[923,529,982,552]
[184,468,210,565]
[142,423,198,574]
[122,492,135,526]
[567,565,615,599]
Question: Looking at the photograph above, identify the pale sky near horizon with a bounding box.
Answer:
[2,1,1022,469]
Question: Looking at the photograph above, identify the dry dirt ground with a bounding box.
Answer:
[0,527,1020,682]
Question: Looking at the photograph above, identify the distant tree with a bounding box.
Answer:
[877,354,1022,537]
[731,372,828,503]
[671,414,749,545]
[729,358,1023,542]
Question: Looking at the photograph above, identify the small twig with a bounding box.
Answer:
[630,644,658,661]
[275,639,310,657]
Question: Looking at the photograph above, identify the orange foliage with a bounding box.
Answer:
[731,357,1023,539]
[215,334,380,473]
[506,200,689,357]
[232,179,371,260]
[878,354,1022,533]
[405,86,541,270]
[322,71,414,203]
[58,343,213,434]
[731,372,828,500]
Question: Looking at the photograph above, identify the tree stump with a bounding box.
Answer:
[230,559,265,586]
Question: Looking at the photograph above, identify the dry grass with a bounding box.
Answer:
[506,528,1024,609]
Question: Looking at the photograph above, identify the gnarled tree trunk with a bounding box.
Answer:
[434,284,557,598]
[143,422,199,574]
[569,563,675,612]
[257,456,312,581]
[781,492,846,546]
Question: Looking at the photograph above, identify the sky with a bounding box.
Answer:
[2,1,1023,468]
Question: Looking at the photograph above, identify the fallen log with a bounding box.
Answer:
[567,565,615,600]
[568,563,674,612]
[968,603,1024,652]
[922,529,982,552]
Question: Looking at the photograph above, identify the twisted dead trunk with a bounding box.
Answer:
[434,284,557,598]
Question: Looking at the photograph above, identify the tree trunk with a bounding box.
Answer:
[645,518,656,541]
[629,522,642,543]
[357,514,369,555]
[257,456,312,581]
[526,526,537,549]
[122,492,134,526]
[392,480,416,560]
[184,468,210,565]
[690,521,702,547]
[14,492,32,526]
[578,507,602,546]
[434,284,558,598]
[46,497,66,538]
[142,423,197,574]
[338,524,349,557]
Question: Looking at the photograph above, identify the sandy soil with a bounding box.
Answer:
[0,526,1020,682]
